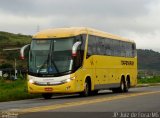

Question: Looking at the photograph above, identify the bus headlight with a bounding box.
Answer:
[61,77,75,83]
[29,79,34,84]
[64,79,71,83]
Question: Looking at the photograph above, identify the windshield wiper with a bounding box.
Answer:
[47,70,72,77]
[38,54,51,74]
[38,60,48,74]
[38,54,60,74]
[58,70,72,75]
[51,57,59,73]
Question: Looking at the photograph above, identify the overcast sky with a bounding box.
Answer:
[0,0,160,52]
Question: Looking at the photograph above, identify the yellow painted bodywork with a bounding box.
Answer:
[83,55,137,89]
[28,27,137,94]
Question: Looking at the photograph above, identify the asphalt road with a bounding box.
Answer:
[0,86,160,118]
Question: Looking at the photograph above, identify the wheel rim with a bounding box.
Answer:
[121,81,124,91]
[84,82,89,95]
[126,81,128,89]
[125,80,129,92]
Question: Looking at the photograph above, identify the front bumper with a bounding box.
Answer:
[28,79,78,94]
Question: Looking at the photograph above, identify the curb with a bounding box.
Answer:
[136,83,160,87]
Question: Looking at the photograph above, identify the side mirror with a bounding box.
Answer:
[20,44,30,60]
[72,41,81,57]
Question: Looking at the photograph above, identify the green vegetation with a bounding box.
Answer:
[0,79,40,102]
[0,63,13,69]
[137,49,160,71]
[0,31,31,44]
[0,31,33,102]
[138,76,160,84]
[0,31,31,69]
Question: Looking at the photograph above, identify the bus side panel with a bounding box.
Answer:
[92,55,137,90]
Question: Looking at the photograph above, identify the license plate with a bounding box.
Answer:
[44,87,53,91]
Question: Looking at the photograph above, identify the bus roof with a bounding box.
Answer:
[33,27,134,43]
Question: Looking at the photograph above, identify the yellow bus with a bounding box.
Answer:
[21,27,137,99]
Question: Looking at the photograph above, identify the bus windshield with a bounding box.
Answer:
[29,37,75,76]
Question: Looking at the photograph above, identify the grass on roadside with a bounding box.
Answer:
[138,76,160,84]
[0,79,40,102]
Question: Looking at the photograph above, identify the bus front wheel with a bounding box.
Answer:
[91,90,99,95]
[42,93,53,99]
[80,80,90,97]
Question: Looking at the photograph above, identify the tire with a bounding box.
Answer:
[80,80,90,97]
[42,93,53,99]
[112,78,129,93]
[124,79,129,92]
[112,80,125,93]
[119,80,125,92]
[112,88,119,93]
[91,90,99,96]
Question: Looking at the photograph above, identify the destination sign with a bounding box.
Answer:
[121,60,134,66]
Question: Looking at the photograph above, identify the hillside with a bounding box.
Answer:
[0,31,31,68]
[137,49,160,71]
[0,31,160,71]
[0,31,31,49]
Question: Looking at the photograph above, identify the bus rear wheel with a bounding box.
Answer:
[42,93,53,99]
[119,80,125,92]
[112,79,126,93]
[124,79,130,92]
[119,79,129,93]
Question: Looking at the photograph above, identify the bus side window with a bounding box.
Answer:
[73,34,86,70]
[112,40,120,56]
[121,41,126,57]
[114,40,121,57]
[132,43,136,57]
[129,43,132,57]
[125,43,130,57]
[92,36,97,55]
[96,37,101,55]
[87,35,93,57]
[105,38,111,56]
[101,38,105,55]
[87,35,97,58]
